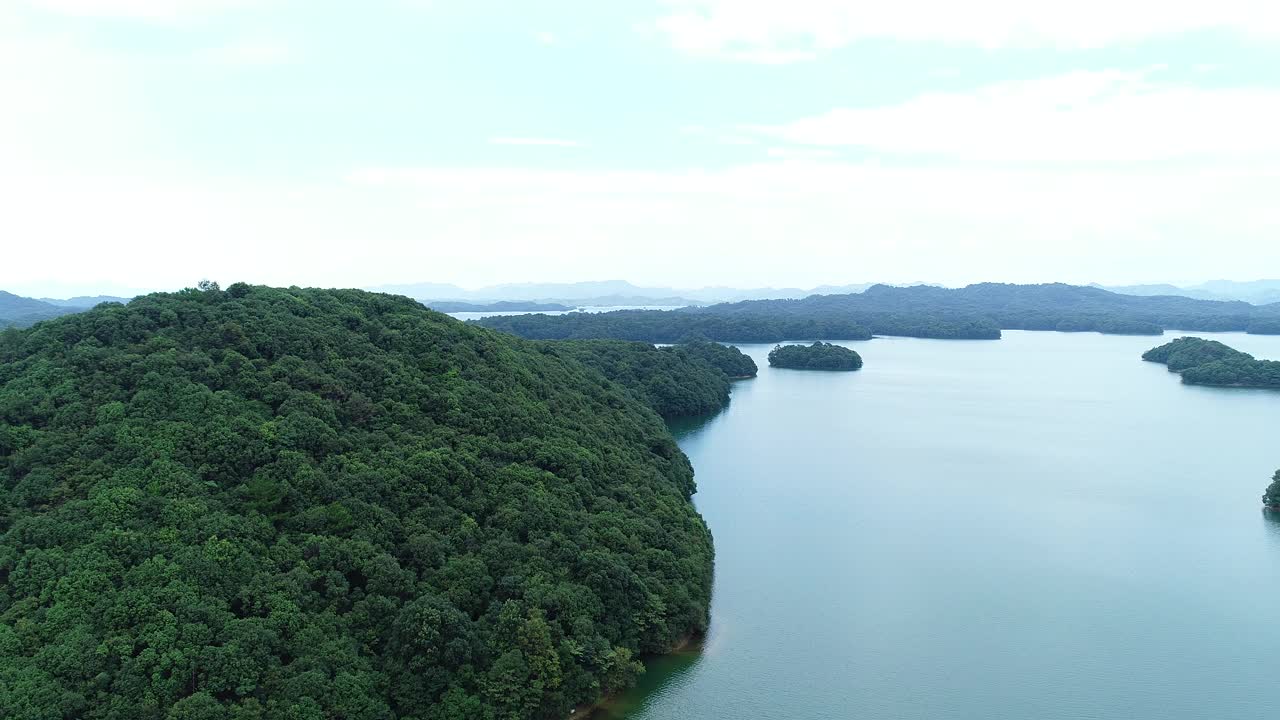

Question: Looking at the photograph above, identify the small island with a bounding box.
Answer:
[1142,337,1280,389]
[768,342,863,371]
[1265,470,1280,511]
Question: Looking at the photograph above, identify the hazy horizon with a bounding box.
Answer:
[4,1,1279,296]
[9,276,1280,302]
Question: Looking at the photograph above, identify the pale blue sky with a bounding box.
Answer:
[3,0,1279,296]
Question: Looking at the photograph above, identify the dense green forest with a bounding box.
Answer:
[1142,337,1280,389]
[1141,337,1249,371]
[539,341,735,418]
[673,340,758,378]
[0,285,713,720]
[767,343,863,371]
[475,311,873,343]
[1265,470,1280,510]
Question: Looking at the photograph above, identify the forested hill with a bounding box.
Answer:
[696,283,1280,335]
[0,284,713,720]
[475,310,874,343]
[542,340,734,418]
[480,281,1280,342]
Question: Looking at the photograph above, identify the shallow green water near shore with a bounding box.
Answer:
[602,331,1280,720]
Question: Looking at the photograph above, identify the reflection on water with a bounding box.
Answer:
[1262,510,1280,540]
[590,645,705,720]
[665,402,733,441]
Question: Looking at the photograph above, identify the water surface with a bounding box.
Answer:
[606,331,1280,720]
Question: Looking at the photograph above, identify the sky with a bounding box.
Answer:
[3,0,1279,297]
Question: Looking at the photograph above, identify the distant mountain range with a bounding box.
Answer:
[0,292,131,328]
[39,295,133,308]
[1097,280,1280,305]
[369,280,884,307]
[375,279,1280,307]
[5,280,1280,330]
[480,282,1280,341]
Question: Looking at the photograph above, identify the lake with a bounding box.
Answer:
[601,330,1280,720]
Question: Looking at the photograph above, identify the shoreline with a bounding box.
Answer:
[567,633,703,720]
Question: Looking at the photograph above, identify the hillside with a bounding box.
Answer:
[542,340,734,418]
[0,284,713,719]
[685,283,1280,335]
[476,310,874,343]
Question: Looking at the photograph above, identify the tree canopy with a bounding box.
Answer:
[540,341,732,418]
[1142,337,1280,389]
[767,342,863,371]
[671,340,757,379]
[474,311,873,343]
[1265,470,1280,510]
[1142,337,1249,372]
[0,285,713,720]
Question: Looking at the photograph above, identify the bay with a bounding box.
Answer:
[604,331,1280,720]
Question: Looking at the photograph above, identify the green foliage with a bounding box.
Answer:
[1142,337,1250,372]
[767,342,863,371]
[1182,358,1280,388]
[684,283,1280,337]
[1142,337,1280,389]
[542,341,732,418]
[673,341,757,379]
[0,285,713,720]
[1246,318,1280,335]
[1264,470,1280,509]
[475,311,873,343]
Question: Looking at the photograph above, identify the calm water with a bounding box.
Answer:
[603,331,1280,720]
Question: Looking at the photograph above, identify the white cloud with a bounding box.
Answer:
[197,38,292,65]
[5,156,1279,294]
[653,0,1280,60]
[535,31,557,45]
[339,159,1280,287]
[488,137,584,147]
[747,70,1280,163]
[23,0,253,21]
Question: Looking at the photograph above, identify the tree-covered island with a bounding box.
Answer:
[1264,470,1280,511]
[0,284,714,720]
[1142,337,1280,389]
[767,342,863,371]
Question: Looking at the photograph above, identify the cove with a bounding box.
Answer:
[601,330,1280,720]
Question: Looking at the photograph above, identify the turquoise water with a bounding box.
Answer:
[606,331,1280,720]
